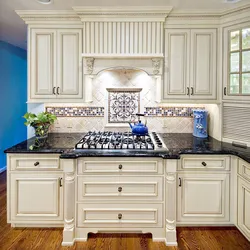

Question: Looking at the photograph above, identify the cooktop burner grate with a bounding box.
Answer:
[75,131,167,151]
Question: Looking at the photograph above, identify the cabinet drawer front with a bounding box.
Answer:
[180,155,230,171]
[78,158,163,174]
[238,159,250,182]
[77,203,163,228]
[78,176,163,201]
[10,154,60,171]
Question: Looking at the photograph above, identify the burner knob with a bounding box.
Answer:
[118,164,123,170]
[157,142,162,147]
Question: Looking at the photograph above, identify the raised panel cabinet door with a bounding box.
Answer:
[238,177,250,241]
[57,29,82,99]
[9,173,63,223]
[164,29,190,99]
[177,173,230,223]
[30,28,56,99]
[190,29,217,99]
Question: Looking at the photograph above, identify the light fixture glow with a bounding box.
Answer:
[224,0,242,3]
[36,0,53,4]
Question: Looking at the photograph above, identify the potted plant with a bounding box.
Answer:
[23,112,57,149]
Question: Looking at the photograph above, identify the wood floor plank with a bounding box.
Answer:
[1,171,250,250]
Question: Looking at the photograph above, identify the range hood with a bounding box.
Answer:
[77,6,172,103]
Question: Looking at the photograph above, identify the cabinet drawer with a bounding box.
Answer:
[9,154,60,171]
[238,159,250,182]
[179,155,230,171]
[77,203,163,228]
[77,158,163,174]
[77,176,163,201]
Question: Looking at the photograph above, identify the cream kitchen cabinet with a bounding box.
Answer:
[164,29,217,101]
[29,28,82,102]
[62,157,172,246]
[237,159,250,241]
[177,155,230,224]
[7,154,64,227]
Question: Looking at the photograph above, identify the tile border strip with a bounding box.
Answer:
[46,107,105,117]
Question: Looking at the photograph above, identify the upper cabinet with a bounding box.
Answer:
[223,23,250,102]
[29,28,83,102]
[164,28,217,101]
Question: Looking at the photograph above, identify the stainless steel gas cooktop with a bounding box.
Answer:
[75,131,167,151]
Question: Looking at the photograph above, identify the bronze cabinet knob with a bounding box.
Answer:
[118,213,122,219]
[202,161,207,166]
[34,162,39,166]
[118,164,123,170]
[118,187,122,192]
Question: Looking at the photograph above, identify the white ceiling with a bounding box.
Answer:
[0,0,249,50]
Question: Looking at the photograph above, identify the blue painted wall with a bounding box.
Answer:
[0,41,27,170]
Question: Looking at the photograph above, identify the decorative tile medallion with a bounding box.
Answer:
[144,107,205,117]
[46,107,104,117]
[107,88,142,123]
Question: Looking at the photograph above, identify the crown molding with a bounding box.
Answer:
[72,6,173,22]
[15,10,80,24]
[167,3,250,19]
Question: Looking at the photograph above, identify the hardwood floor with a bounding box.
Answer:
[1,171,250,250]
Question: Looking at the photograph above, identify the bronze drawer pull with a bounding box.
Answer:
[34,162,39,166]
[118,213,122,219]
[202,161,207,166]
[118,164,123,170]
[118,187,122,192]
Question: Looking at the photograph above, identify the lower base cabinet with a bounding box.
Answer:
[9,173,63,224]
[177,173,230,224]
[238,177,250,241]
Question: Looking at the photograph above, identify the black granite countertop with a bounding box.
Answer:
[4,133,250,163]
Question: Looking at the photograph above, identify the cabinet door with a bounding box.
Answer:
[190,29,217,99]
[57,29,82,99]
[177,173,230,223]
[164,29,190,99]
[9,173,63,223]
[238,177,250,241]
[30,28,56,99]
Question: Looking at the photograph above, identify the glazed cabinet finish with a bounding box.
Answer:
[164,29,217,101]
[238,159,250,241]
[7,154,64,226]
[10,173,63,222]
[30,29,56,99]
[29,28,82,101]
[63,157,173,246]
[177,155,230,224]
[177,173,230,223]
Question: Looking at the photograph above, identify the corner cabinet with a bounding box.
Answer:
[237,159,250,241]
[164,29,217,101]
[7,154,64,227]
[29,28,83,102]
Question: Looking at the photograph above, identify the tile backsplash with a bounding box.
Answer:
[46,69,205,133]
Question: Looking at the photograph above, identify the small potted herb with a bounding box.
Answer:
[23,112,57,149]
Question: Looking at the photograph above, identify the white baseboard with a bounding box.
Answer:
[0,166,6,174]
